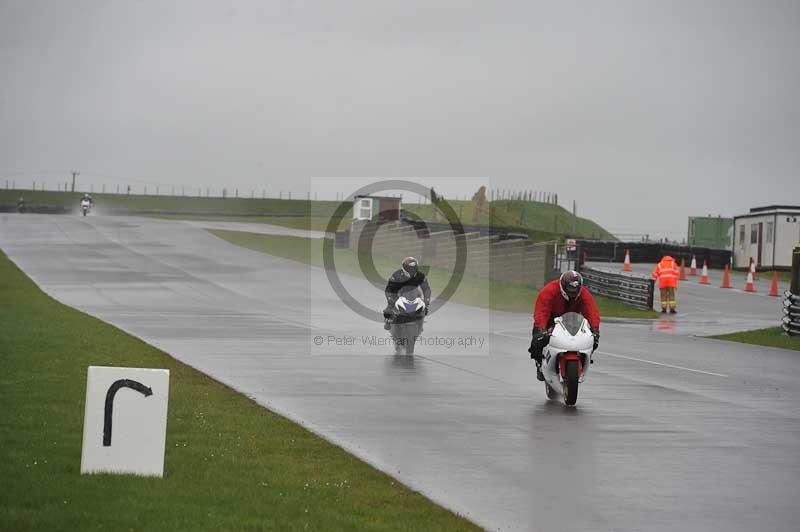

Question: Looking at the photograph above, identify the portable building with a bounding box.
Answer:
[732,205,800,269]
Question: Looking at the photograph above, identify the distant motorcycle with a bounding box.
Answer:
[386,285,426,355]
[541,312,595,406]
[80,199,91,216]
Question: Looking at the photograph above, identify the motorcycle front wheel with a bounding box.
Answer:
[563,360,579,406]
[406,331,417,355]
[390,324,404,354]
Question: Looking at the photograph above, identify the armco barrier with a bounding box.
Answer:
[783,291,800,336]
[579,266,655,310]
[576,240,732,270]
[785,247,799,336]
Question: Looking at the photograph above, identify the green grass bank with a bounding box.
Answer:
[711,327,800,351]
[2,189,614,241]
[0,250,479,532]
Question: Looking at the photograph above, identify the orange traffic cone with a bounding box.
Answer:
[699,261,709,284]
[690,255,697,276]
[721,264,731,288]
[623,249,632,272]
[679,257,687,281]
[744,269,756,292]
[769,271,779,297]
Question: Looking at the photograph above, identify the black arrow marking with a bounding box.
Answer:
[103,379,153,446]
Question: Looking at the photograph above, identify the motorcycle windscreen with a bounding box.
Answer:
[559,312,586,336]
[397,285,424,301]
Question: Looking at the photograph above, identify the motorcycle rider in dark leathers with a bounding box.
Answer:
[383,257,432,330]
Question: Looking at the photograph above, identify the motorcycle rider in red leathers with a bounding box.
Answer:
[529,271,600,381]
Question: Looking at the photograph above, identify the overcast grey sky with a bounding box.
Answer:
[1,0,799,239]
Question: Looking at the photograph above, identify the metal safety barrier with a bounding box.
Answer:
[579,266,655,310]
[783,291,800,336]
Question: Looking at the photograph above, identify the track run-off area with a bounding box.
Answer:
[1,213,798,532]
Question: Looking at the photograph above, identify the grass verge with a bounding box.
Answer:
[710,327,800,352]
[404,199,614,240]
[0,249,479,532]
[145,213,349,232]
[208,229,657,319]
[1,189,614,240]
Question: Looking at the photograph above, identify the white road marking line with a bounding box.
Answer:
[492,331,728,378]
[598,351,728,378]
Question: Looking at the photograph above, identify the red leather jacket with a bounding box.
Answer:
[532,279,601,331]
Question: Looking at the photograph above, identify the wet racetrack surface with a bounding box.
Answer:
[2,214,798,532]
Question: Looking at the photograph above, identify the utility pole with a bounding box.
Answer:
[71,171,79,192]
[572,200,577,234]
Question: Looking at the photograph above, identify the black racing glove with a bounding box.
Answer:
[592,328,600,352]
[528,328,547,361]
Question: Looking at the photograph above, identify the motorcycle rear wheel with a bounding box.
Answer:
[544,381,556,399]
[563,360,579,405]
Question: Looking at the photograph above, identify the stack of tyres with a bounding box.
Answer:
[783,291,800,336]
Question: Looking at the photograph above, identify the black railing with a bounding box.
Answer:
[785,248,800,336]
[783,291,800,336]
[579,266,655,310]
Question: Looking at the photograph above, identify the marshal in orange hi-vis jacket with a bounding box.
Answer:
[652,256,680,313]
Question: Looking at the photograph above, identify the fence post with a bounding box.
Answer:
[783,247,800,336]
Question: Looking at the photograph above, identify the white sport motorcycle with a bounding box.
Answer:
[541,312,595,406]
[80,199,91,216]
